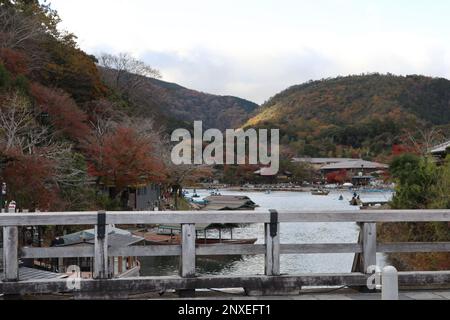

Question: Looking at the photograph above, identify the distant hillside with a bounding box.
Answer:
[245,74,450,159]
[126,75,260,130]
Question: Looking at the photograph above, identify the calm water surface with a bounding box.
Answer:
[140,190,393,276]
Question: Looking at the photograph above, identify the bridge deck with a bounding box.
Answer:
[3,289,449,300]
[145,289,450,300]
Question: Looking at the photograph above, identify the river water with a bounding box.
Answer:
[140,189,393,277]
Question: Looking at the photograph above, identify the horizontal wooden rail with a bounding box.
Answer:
[0,210,449,226]
[4,242,448,260]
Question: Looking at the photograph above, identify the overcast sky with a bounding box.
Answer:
[47,0,450,104]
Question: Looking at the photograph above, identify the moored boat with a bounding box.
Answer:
[136,233,258,246]
[311,189,330,196]
[133,225,257,246]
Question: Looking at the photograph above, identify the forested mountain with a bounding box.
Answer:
[245,74,450,159]
[99,67,259,131]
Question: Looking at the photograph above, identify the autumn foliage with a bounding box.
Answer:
[326,169,350,184]
[2,151,60,210]
[30,83,91,141]
[84,127,166,197]
[0,48,29,75]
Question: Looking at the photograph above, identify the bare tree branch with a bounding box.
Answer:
[97,52,161,99]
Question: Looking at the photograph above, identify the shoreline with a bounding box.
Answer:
[188,186,395,193]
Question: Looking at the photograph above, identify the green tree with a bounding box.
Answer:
[380,154,450,271]
[430,156,450,209]
[390,154,440,209]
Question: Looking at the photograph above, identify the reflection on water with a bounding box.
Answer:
[141,256,248,277]
[140,189,393,276]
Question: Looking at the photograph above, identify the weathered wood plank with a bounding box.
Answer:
[20,247,94,259]
[3,226,18,282]
[0,274,367,295]
[197,244,265,256]
[265,221,280,276]
[180,224,196,278]
[281,243,363,254]
[110,245,181,257]
[16,241,448,260]
[0,210,449,227]
[378,242,450,253]
[93,222,110,280]
[0,212,99,227]
[362,223,377,273]
[1,272,449,296]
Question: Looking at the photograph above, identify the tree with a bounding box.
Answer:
[279,159,315,184]
[402,128,446,156]
[0,92,46,152]
[1,150,60,210]
[97,52,161,100]
[0,91,92,210]
[0,48,29,75]
[390,154,440,209]
[430,156,450,209]
[83,126,166,206]
[380,154,450,271]
[30,83,91,141]
[0,62,11,88]
[0,2,46,50]
[326,169,349,184]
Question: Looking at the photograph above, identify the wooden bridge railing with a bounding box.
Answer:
[1,210,450,296]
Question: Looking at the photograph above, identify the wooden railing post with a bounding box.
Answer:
[362,223,377,273]
[265,210,280,276]
[180,224,196,278]
[178,223,196,297]
[2,226,19,282]
[94,211,110,279]
[3,206,19,283]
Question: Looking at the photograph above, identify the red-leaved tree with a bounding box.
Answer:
[2,150,60,211]
[326,169,350,184]
[30,83,91,141]
[83,126,166,201]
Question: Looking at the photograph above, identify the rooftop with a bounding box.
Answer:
[321,160,389,171]
[292,157,356,165]
[430,141,450,154]
[0,267,66,282]
[55,227,144,248]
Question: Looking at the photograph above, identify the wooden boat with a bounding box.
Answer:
[349,198,363,206]
[311,189,330,196]
[133,225,257,246]
[135,232,258,246]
